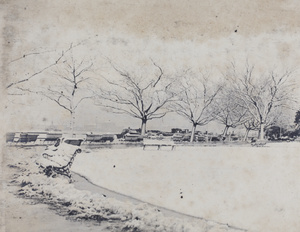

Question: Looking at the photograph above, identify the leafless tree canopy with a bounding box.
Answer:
[213,85,250,136]
[13,50,95,134]
[169,70,222,142]
[95,60,175,135]
[46,54,94,113]
[226,62,297,140]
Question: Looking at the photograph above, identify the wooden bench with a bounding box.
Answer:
[143,139,175,150]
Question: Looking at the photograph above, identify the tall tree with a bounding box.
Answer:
[227,62,296,140]
[16,51,94,135]
[243,106,286,141]
[96,60,175,135]
[213,85,249,137]
[170,70,222,142]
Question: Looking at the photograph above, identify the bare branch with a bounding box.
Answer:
[151,59,164,88]
[8,50,56,64]
[14,87,72,114]
[6,39,87,89]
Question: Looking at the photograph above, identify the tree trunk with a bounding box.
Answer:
[243,128,250,141]
[190,123,197,142]
[259,123,265,140]
[141,119,147,136]
[279,127,282,138]
[228,131,232,141]
[70,95,75,138]
[222,126,229,136]
[70,111,76,138]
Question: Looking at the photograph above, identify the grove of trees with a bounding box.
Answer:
[7,44,299,141]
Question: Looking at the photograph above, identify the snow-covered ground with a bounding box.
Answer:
[5,146,241,232]
[72,142,300,232]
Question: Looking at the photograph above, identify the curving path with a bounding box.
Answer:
[72,172,248,232]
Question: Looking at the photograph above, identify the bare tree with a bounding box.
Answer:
[16,52,94,135]
[213,86,249,138]
[243,119,260,141]
[95,60,175,135]
[242,103,289,141]
[170,70,222,142]
[227,62,296,140]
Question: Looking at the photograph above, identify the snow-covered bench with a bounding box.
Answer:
[143,139,175,150]
[36,138,83,180]
[251,140,267,147]
[41,150,79,179]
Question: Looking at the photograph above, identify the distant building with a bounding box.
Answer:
[171,128,182,133]
[171,128,190,133]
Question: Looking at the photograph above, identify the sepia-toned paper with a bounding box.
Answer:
[1,1,300,232]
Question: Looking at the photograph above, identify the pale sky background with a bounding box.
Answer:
[2,0,300,134]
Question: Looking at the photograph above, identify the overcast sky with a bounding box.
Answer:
[2,0,300,133]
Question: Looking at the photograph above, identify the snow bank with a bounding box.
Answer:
[7,147,240,232]
[72,142,300,232]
